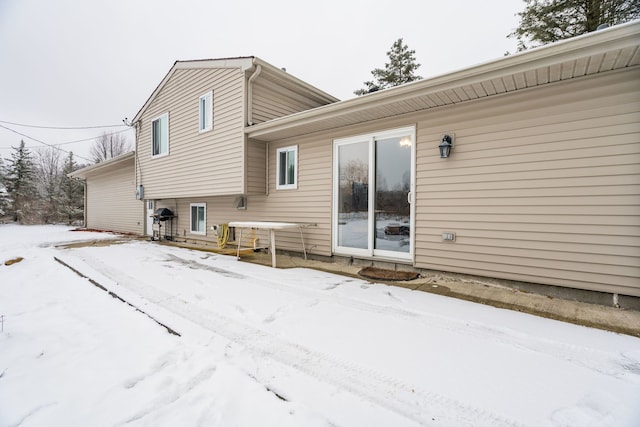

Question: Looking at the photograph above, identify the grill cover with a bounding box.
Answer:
[153,208,174,221]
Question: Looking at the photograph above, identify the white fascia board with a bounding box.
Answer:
[132,58,255,123]
[253,57,340,103]
[246,20,640,139]
[68,151,135,179]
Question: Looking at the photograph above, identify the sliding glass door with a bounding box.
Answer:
[333,126,414,260]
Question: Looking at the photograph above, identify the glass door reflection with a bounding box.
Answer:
[374,136,411,254]
[336,141,369,250]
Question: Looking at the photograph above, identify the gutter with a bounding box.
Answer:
[68,151,136,180]
[246,20,640,140]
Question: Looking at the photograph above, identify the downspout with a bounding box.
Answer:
[80,180,87,227]
[247,64,262,126]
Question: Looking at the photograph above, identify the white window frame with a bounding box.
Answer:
[198,91,213,132]
[332,126,415,261]
[151,112,169,158]
[276,145,298,190]
[189,203,206,235]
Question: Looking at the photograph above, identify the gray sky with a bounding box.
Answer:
[0,0,522,163]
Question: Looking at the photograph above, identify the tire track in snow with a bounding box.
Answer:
[161,251,639,382]
[120,366,217,425]
[59,250,522,427]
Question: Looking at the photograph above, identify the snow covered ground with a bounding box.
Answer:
[1,225,639,427]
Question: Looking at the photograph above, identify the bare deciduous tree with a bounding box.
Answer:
[35,147,62,223]
[90,131,132,163]
[1,143,85,224]
[0,157,9,217]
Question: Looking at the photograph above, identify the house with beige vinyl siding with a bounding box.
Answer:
[130,56,338,237]
[74,22,640,300]
[69,152,143,234]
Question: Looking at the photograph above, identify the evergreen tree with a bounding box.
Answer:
[510,0,640,51]
[59,152,84,225]
[5,140,37,223]
[354,38,422,96]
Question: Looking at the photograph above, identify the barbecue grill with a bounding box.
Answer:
[151,207,175,241]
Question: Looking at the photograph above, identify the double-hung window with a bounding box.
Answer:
[276,145,298,190]
[199,91,213,132]
[190,203,206,235]
[152,113,169,157]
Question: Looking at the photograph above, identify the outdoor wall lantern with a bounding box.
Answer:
[439,134,454,158]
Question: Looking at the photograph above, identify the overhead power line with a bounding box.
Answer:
[51,128,132,146]
[0,119,129,130]
[0,124,95,162]
[0,127,132,149]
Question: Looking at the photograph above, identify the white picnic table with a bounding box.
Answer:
[228,221,315,267]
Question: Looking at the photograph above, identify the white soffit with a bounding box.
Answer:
[246,20,640,142]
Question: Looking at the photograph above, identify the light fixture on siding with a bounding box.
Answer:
[439,134,454,158]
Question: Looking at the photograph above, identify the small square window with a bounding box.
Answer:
[190,203,206,235]
[199,91,213,132]
[276,145,298,190]
[152,113,169,157]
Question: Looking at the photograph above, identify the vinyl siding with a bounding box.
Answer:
[251,80,332,124]
[85,160,143,234]
[246,139,266,195]
[137,67,245,199]
[143,66,639,297]
[158,197,271,249]
[257,137,334,253]
[153,135,335,256]
[413,69,640,297]
[242,69,639,297]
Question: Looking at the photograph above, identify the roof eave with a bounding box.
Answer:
[246,20,640,141]
[253,57,340,104]
[69,151,135,179]
[132,57,256,123]
[131,56,339,125]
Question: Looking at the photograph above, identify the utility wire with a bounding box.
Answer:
[50,128,131,146]
[0,124,93,162]
[0,127,131,148]
[0,119,128,130]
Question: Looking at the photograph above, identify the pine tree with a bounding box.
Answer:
[510,0,640,51]
[59,152,84,225]
[354,38,422,96]
[5,140,37,223]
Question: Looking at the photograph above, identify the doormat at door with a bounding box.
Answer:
[358,266,419,281]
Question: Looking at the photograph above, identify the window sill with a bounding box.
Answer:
[276,184,298,190]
